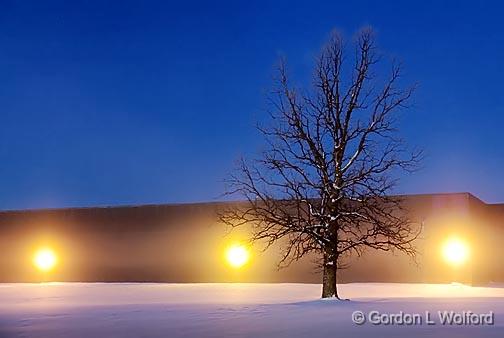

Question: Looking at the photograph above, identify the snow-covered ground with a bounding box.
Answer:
[0,283,503,337]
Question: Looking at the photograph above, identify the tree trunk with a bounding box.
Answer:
[321,256,340,299]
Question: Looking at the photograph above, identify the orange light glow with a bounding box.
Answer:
[33,248,57,272]
[225,244,250,268]
[442,237,470,266]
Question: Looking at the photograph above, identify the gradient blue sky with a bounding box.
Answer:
[0,0,503,209]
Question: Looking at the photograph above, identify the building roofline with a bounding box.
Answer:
[0,192,489,215]
[0,200,234,215]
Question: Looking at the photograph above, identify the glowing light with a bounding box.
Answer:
[442,237,469,266]
[226,244,249,268]
[33,248,57,272]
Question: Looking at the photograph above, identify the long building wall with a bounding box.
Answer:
[0,193,502,284]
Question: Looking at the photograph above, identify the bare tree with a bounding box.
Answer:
[220,29,422,299]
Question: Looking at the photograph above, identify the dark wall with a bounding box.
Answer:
[0,193,501,284]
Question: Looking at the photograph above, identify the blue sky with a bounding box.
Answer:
[0,0,503,209]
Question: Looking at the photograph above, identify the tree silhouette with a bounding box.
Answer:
[221,29,422,299]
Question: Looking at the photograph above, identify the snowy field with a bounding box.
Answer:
[0,283,503,338]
